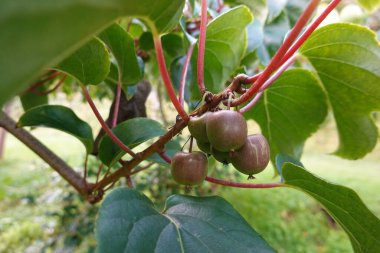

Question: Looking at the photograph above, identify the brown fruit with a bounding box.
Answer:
[171,151,208,185]
[211,147,232,164]
[206,110,247,152]
[188,112,210,143]
[231,134,270,176]
[197,141,211,154]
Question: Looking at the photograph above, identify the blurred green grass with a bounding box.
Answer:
[0,114,379,252]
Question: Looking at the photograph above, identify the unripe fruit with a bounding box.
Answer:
[188,112,210,143]
[231,134,270,176]
[171,151,208,185]
[197,141,211,154]
[206,110,247,152]
[211,147,232,164]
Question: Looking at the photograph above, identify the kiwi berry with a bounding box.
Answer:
[231,134,270,176]
[188,112,210,143]
[211,147,232,164]
[206,110,247,152]
[171,151,208,185]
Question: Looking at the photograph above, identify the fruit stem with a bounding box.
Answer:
[154,36,189,121]
[206,176,282,188]
[230,0,320,106]
[81,85,137,158]
[159,152,172,164]
[179,43,195,107]
[240,54,296,113]
[197,0,208,94]
[189,136,194,152]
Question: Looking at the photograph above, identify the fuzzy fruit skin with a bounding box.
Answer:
[231,134,270,176]
[171,151,208,185]
[197,141,211,154]
[188,112,210,143]
[206,110,247,152]
[211,147,231,164]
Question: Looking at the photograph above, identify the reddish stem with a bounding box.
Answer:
[197,0,208,94]
[232,0,320,106]
[112,78,122,128]
[153,36,189,121]
[179,44,195,107]
[81,86,137,158]
[33,75,67,95]
[216,0,225,13]
[27,71,61,92]
[206,176,282,188]
[279,0,342,67]
[159,152,172,164]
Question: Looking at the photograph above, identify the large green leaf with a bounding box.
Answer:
[0,0,185,105]
[357,0,380,12]
[57,38,110,85]
[96,188,275,253]
[246,69,328,161]
[99,24,142,85]
[98,118,166,166]
[300,23,380,159]
[17,105,93,153]
[282,163,380,253]
[191,6,253,97]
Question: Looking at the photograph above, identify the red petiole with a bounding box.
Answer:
[81,86,137,158]
[154,36,189,121]
[197,0,208,94]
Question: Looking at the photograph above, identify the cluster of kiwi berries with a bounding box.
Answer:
[171,109,270,186]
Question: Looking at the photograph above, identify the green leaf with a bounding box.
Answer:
[246,69,328,161]
[357,0,380,12]
[19,89,48,111]
[162,33,185,59]
[300,23,380,159]
[96,188,275,253]
[17,105,93,153]
[282,163,380,253]
[98,118,166,166]
[0,0,186,106]
[99,24,141,85]
[191,6,253,97]
[57,38,110,85]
